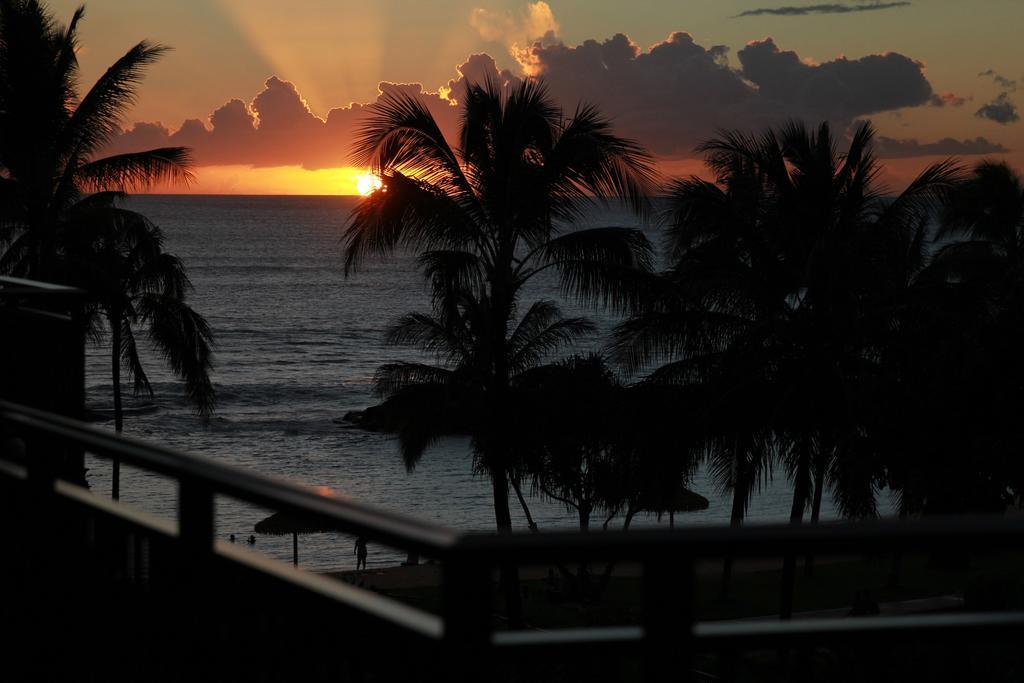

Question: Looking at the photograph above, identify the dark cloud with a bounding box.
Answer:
[874,135,1009,158]
[995,75,1018,90]
[735,38,933,119]
[975,93,1020,125]
[979,69,1017,91]
[735,2,910,18]
[104,32,954,167]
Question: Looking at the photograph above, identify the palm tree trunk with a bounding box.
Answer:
[721,483,746,597]
[597,504,639,595]
[580,504,591,533]
[721,438,744,597]
[888,508,908,588]
[789,451,811,525]
[781,448,811,619]
[510,477,539,532]
[111,319,122,501]
[804,464,825,576]
[492,470,525,628]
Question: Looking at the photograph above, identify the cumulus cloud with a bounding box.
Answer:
[735,2,910,18]
[735,38,934,121]
[104,62,498,170]
[975,93,1020,125]
[873,135,1009,158]
[471,2,559,50]
[104,28,966,167]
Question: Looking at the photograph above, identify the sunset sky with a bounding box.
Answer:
[52,0,1023,194]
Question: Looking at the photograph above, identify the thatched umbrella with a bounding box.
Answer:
[640,488,710,528]
[254,511,343,566]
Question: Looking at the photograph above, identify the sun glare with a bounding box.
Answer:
[356,173,383,196]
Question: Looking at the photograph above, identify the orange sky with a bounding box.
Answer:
[51,0,1023,195]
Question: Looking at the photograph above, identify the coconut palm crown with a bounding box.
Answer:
[0,1,212,499]
[0,0,193,279]
[343,79,657,625]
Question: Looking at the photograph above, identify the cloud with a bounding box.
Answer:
[735,2,911,18]
[929,92,968,107]
[470,2,559,47]
[873,135,1009,158]
[735,38,934,120]
[979,69,1017,91]
[975,93,1020,125]
[104,55,528,170]
[104,30,954,168]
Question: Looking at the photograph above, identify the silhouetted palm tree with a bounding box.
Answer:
[933,161,1024,292]
[878,160,1024,515]
[68,209,214,499]
[634,121,957,526]
[516,354,705,535]
[0,0,192,280]
[617,121,959,605]
[344,79,656,626]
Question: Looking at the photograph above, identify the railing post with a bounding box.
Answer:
[179,479,215,555]
[176,478,216,675]
[442,546,494,682]
[643,548,695,682]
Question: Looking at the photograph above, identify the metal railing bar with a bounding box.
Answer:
[38,475,445,640]
[492,626,643,647]
[0,276,83,293]
[0,457,28,480]
[216,541,445,640]
[693,611,1024,643]
[0,401,458,555]
[453,516,1024,563]
[55,479,179,538]
[490,611,1024,650]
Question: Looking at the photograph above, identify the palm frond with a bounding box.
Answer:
[543,103,659,220]
[351,87,477,204]
[373,361,455,397]
[61,40,170,159]
[135,292,215,417]
[383,311,471,364]
[117,316,152,398]
[508,301,595,374]
[342,171,479,274]
[418,249,485,303]
[75,147,194,193]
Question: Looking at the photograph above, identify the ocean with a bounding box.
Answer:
[82,195,893,571]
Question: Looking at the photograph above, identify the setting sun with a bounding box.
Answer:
[356,173,383,196]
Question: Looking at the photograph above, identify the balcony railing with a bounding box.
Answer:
[3,398,1024,682]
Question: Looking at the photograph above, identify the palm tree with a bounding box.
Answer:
[616,121,960,606]
[344,79,657,626]
[0,0,203,495]
[516,354,628,533]
[933,161,1024,291]
[67,206,214,499]
[0,0,192,280]
[878,161,1024,515]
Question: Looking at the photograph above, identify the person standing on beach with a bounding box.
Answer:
[354,537,368,570]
